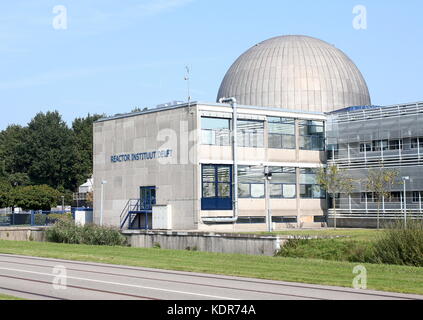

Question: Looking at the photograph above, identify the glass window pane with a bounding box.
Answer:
[202,166,215,182]
[217,166,230,182]
[251,184,264,198]
[270,184,282,198]
[202,183,216,198]
[237,120,264,148]
[268,134,282,149]
[201,117,230,130]
[282,135,296,149]
[201,130,214,145]
[312,185,322,198]
[238,183,250,198]
[218,183,230,198]
[283,184,296,198]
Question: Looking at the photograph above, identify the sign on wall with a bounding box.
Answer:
[110,149,173,163]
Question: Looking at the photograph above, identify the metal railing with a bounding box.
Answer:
[0,210,73,227]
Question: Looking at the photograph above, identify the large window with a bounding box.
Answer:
[202,165,231,198]
[269,167,296,199]
[238,166,264,198]
[299,168,325,199]
[361,139,403,153]
[299,120,325,151]
[201,117,231,146]
[411,138,423,149]
[201,165,232,211]
[237,120,264,148]
[267,117,296,149]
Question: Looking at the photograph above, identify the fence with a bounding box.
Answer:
[0,209,81,227]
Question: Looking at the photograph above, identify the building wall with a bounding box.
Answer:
[93,105,198,229]
[327,102,423,218]
[94,102,328,231]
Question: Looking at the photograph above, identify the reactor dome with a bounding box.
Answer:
[217,35,371,113]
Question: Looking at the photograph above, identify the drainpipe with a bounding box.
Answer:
[201,97,239,224]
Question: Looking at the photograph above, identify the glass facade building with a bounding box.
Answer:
[326,102,423,226]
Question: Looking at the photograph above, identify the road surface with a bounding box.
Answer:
[0,253,421,300]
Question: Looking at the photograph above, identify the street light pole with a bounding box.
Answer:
[264,166,273,232]
[402,176,409,229]
[100,180,107,226]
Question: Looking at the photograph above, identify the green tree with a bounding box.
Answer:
[70,114,103,188]
[10,185,62,211]
[0,125,29,175]
[317,165,355,229]
[23,111,75,190]
[0,178,12,208]
[365,168,399,229]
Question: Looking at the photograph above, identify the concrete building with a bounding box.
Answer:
[93,34,420,230]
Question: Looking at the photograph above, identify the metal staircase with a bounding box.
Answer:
[120,199,152,230]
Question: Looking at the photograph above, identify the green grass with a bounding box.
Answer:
[0,240,422,295]
[0,293,25,300]
[251,228,382,242]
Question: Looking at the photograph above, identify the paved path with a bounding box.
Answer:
[0,254,421,300]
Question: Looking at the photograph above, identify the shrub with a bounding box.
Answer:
[276,238,374,262]
[46,220,127,246]
[371,221,423,267]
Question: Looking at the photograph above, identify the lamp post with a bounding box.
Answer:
[100,180,107,226]
[264,166,273,232]
[402,176,410,228]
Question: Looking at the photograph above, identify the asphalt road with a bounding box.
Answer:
[0,253,421,300]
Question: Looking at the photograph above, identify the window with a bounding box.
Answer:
[267,117,296,149]
[327,144,339,160]
[201,165,232,211]
[370,139,402,152]
[272,216,297,223]
[413,191,423,202]
[360,143,372,153]
[237,217,266,224]
[299,168,325,199]
[201,117,230,146]
[269,167,296,198]
[299,120,325,151]
[361,192,403,203]
[411,138,423,149]
[238,166,264,198]
[237,120,264,148]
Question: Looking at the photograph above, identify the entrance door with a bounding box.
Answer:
[140,186,156,210]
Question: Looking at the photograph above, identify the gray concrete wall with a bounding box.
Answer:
[0,227,47,242]
[123,230,286,256]
[93,105,198,229]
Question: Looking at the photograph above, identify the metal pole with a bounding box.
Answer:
[61,196,65,213]
[100,180,107,226]
[404,180,407,228]
[264,166,272,232]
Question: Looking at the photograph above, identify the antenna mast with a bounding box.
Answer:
[184,66,191,105]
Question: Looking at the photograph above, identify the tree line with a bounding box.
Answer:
[0,111,103,210]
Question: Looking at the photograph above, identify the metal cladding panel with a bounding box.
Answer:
[217,35,371,113]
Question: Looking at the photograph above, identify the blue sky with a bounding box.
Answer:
[0,0,422,129]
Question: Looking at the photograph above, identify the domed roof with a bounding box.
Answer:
[217,35,371,113]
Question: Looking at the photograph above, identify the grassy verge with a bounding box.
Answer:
[0,240,422,295]
[0,293,25,300]
[251,228,382,242]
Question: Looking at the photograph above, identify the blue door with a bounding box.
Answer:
[140,186,156,210]
[201,165,233,210]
